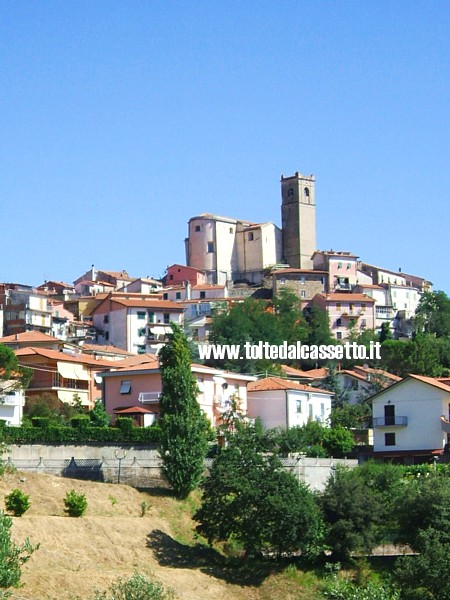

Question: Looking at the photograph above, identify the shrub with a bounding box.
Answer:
[4,490,30,517]
[0,511,38,593]
[31,417,50,429]
[64,490,87,517]
[115,417,134,433]
[0,423,161,445]
[92,572,174,600]
[70,415,90,429]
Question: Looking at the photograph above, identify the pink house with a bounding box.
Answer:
[165,264,207,287]
[312,293,376,340]
[101,358,256,427]
[312,251,359,293]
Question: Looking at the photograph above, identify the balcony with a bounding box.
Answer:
[138,392,162,404]
[375,306,395,319]
[373,416,408,427]
[0,394,22,406]
[341,309,363,318]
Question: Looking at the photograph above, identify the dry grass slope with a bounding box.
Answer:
[0,471,260,600]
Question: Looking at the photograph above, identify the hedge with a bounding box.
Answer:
[0,424,161,445]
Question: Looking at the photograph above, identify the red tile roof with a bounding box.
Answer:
[0,331,61,344]
[248,376,331,394]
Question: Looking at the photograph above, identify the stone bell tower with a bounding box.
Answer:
[281,171,316,269]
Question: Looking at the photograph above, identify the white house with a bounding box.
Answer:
[0,379,25,426]
[247,377,333,430]
[371,374,450,463]
[336,365,401,404]
[88,295,184,354]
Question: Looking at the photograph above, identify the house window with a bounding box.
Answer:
[137,327,146,337]
[385,432,396,446]
[195,225,201,232]
[347,263,351,269]
[148,311,155,323]
[361,319,367,328]
[280,277,286,285]
[361,303,366,309]
[296,400,302,413]
[105,332,109,341]
[308,404,313,419]
[169,274,174,280]
[119,380,131,394]
[207,242,214,253]
[336,318,342,326]
[320,403,325,417]
[337,262,342,269]
[336,332,342,340]
[103,315,109,324]
[229,227,233,234]
[248,232,254,241]
[137,311,146,320]
[163,313,170,324]
[176,292,181,300]
[301,290,306,298]
[200,291,206,299]
[336,302,341,309]
[163,293,168,300]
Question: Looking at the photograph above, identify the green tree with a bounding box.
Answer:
[305,303,334,346]
[0,511,38,595]
[415,290,450,338]
[379,322,392,343]
[394,475,450,551]
[208,292,308,373]
[394,528,450,600]
[88,399,110,427]
[381,335,443,377]
[158,324,209,499]
[194,422,323,558]
[321,466,385,561]
[0,344,32,396]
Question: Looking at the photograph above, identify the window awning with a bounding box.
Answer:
[57,362,90,381]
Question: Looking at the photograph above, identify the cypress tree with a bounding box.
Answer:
[158,324,209,498]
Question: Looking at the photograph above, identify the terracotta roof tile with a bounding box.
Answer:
[248,376,331,394]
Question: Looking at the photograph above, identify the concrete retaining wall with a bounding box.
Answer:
[4,445,357,491]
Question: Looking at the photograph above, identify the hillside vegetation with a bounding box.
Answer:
[0,471,323,600]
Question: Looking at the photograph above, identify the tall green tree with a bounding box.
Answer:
[158,324,209,499]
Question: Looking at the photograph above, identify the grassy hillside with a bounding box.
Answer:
[0,471,324,600]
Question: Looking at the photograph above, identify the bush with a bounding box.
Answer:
[4,490,30,517]
[0,511,38,593]
[91,572,174,600]
[0,423,161,445]
[31,417,50,429]
[64,490,87,517]
[321,574,399,599]
[70,415,90,429]
[115,417,134,433]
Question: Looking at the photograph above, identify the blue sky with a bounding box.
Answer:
[1,1,449,291]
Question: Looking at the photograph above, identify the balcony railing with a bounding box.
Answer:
[138,392,162,404]
[373,416,408,427]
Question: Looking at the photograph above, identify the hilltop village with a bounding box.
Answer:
[0,171,448,465]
